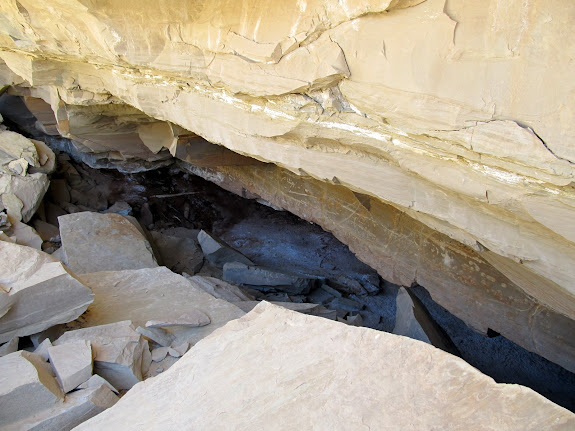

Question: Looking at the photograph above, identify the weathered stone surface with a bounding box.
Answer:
[34,338,53,361]
[145,310,211,329]
[0,241,94,343]
[6,219,43,249]
[73,303,575,430]
[58,212,158,274]
[197,230,254,269]
[77,267,245,346]
[9,384,119,431]
[0,350,63,427]
[393,287,459,356]
[48,340,93,393]
[54,321,150,390]
[223,261,317,294]
[234,301,320,315]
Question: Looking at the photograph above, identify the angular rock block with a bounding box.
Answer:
[393,287,459,356]
[77,267,245,346]
[0,241,94,343]
[54,321,150,390]
[11,384,118,431]
[197,230,254,269]
[48,340,93,393]
[223,262,317,294]
[0,350,63,426]
[73,303,575,430]
[0,336,18,357]
[58,212,158,274]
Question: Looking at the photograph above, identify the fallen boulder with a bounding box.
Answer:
[54,321,151,390]
[0,241,94,343]
[58,212,158,274]
[72,302,575,430]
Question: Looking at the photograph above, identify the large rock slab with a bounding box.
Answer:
[58,212,158,274]
[0,241,94,343]
[54,321,150,390]
[73,302,575,430]
[77,267,245,346]
[0,350,63,427]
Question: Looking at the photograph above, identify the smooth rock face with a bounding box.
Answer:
[58,212,158,274]
[145,310,211,328]
[0,241,94,343]
[54,321,150,390]
[73,303,575,430]
[77,267,245,346]
[48,340,93,393]
[0,350,63,426]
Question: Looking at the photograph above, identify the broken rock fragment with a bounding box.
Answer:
[223,261,317,294]
[11,384,119,431]
[78,374,119,394]
[197,229,254,268]
[136,326,174,348]
[48,340,93,393]
[0,241,94,343]
[150,230,204,275]
[0,350,63,427]
[58,212,158,274]
[54,321,151,390]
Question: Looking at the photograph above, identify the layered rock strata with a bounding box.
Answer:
[0,0,574,372]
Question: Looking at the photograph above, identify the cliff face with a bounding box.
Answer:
[1,0,575,371]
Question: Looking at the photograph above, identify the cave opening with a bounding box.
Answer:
[1,92,575,413]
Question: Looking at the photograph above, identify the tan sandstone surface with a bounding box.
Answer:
[0,0,574,372]
[73,302,575,431]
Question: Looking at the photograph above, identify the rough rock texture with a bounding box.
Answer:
[54,321,151,390]
[73,303,575,430]
[58,212,158,274]
[0,0,574,372]
[0,241,94,343]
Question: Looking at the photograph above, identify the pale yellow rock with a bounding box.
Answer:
[72,303,575,431]
[0,0,575,376]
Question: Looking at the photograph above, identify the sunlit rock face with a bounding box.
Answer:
[1,0,575,370]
